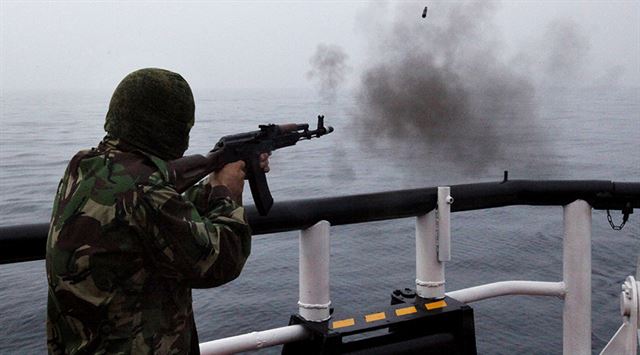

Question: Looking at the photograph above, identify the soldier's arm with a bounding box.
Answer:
[183,154,269,213]
[182,180,215,215]
[133,182,251,288]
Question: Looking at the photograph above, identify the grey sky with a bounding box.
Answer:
[1,1,638,91]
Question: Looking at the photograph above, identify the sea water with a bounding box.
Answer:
[0,87,638,354]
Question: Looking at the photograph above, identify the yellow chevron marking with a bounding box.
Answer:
[395,306,417,316]
[365,312,386,322]
[332,318,355,329]
[426,300,448,310]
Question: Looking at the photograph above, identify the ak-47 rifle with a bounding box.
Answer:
[167,115,333,215]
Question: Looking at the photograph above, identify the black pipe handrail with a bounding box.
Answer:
[1,179,638,265]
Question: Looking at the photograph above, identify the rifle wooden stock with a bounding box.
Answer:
[168,151,226,194]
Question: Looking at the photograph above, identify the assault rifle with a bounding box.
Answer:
[167,115,333,215]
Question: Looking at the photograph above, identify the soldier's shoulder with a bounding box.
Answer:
[110,149,167,185]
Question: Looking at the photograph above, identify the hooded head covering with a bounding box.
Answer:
[104,68,195,160]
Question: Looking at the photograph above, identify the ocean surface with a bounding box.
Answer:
[0,87,638,354]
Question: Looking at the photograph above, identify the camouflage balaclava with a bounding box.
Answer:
[104,68,195,160]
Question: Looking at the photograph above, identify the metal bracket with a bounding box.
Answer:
[600,275,639,355]
[437,186,452,262]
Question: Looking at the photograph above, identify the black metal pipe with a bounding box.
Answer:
[1,180,638,265]
[0,224,50,264]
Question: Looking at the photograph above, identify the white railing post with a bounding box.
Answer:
[298,220,331,321]
[416,210,441,298]
[563,200,592,355]
[416,187,452,299]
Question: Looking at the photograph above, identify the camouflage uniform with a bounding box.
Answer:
[46,69,251,354]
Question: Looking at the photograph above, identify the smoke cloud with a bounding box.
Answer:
[307,43,350,103]
[352,2,591,175]
[512,18,591,87]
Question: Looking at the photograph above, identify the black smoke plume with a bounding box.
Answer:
[353,2,590,175]
[307,44,350,103]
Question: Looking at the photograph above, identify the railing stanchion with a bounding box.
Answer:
[298,220,331,321]
[416,186,452,299]
[416,210,441,298]
[563,200,592,355]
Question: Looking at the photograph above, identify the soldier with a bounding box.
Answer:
[45,68,268,354]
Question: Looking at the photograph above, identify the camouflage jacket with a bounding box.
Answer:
[46,137,251,354]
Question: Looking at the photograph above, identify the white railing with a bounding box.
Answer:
[199,325,309,354]
[199,191,629,354]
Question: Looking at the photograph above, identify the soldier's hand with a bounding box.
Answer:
[210,161,246,203]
